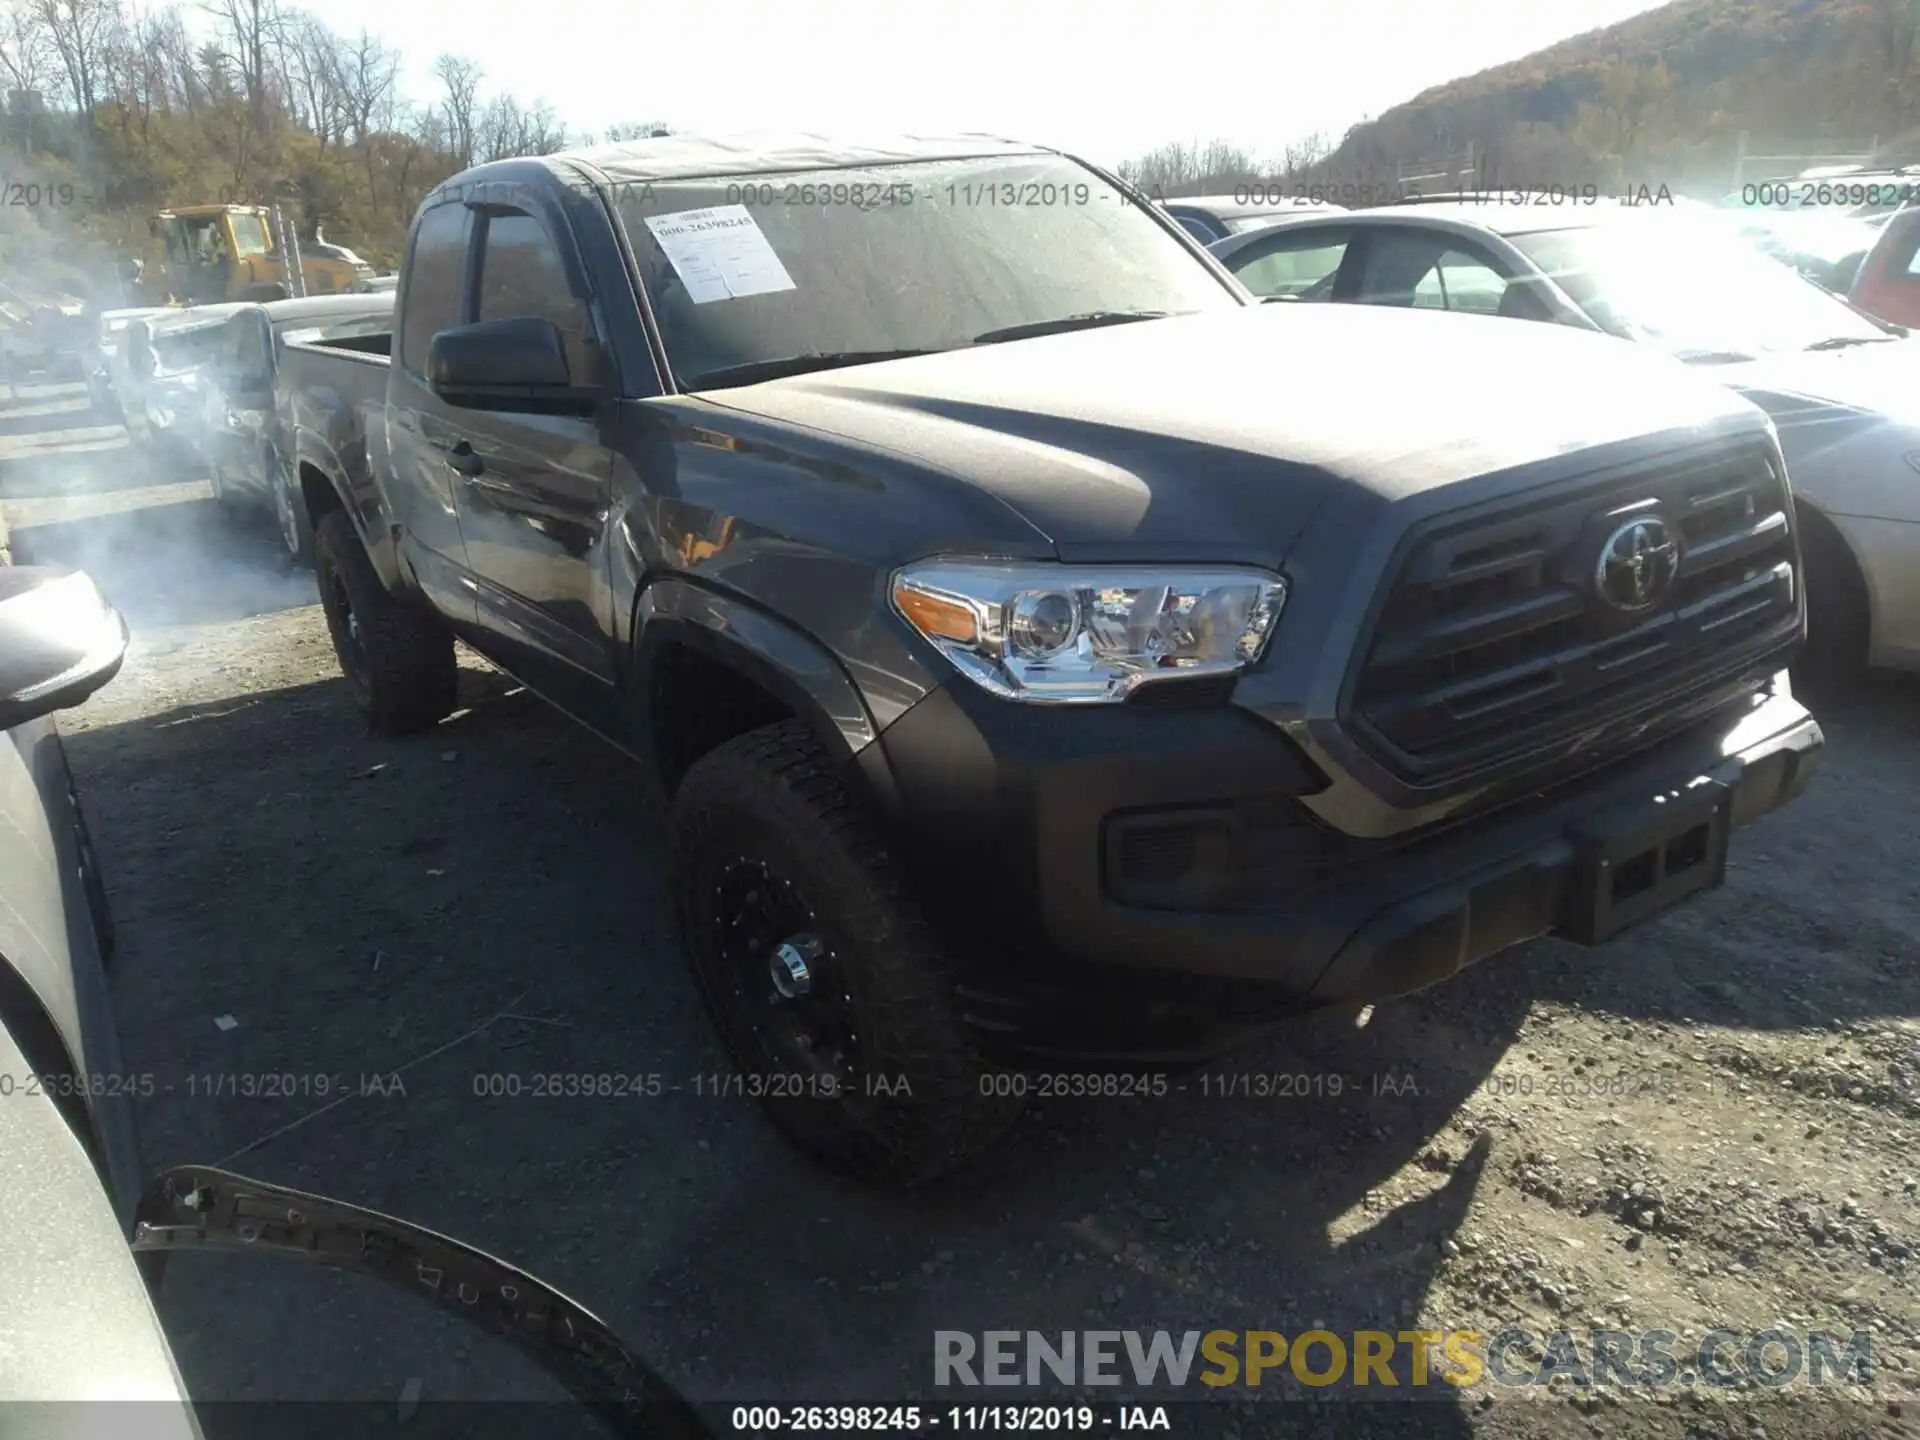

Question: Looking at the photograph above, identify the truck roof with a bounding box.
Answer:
[554,131,1052,185]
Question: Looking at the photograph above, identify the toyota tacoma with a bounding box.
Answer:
[283,132,1824,1185]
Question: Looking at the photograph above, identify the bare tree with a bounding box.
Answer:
[521,97,565,153]
[337,25,393,144]
[279,10,342,148]
[0,1,54,99]
[473,91,517,162]
[202,0,279,126]
[475,92,569,162]
[432,51,479,168]
[151,7,201,114]
[1277,130,1333,178]
[1118,138,1259,198]
[30,0,123,117]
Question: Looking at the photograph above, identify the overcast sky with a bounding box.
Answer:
[278,0,1673,167]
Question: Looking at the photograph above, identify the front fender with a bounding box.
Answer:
[631,577,881,768]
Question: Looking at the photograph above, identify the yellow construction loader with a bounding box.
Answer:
[136,204,372,305]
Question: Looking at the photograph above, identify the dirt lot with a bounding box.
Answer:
[4,381,1918,1440]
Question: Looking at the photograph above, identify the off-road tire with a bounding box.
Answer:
[313,510,457,735]
[670,720,1024,1187]
[1792,505,1869,695]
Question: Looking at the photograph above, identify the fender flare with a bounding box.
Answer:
[629,577,889,791]
[292,429,403,592]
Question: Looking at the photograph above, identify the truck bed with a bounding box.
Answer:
[277,328,394,514]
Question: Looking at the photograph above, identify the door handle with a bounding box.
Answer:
[444,440,484,477]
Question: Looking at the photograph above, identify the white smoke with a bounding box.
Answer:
[0,377,318,640]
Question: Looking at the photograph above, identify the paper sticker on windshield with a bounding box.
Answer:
[643,205,796,304]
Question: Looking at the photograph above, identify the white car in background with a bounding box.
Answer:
[1209,201,1920,682]
[1157,193,1343,245]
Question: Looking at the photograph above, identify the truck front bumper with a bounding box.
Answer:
[862,676,1822,1061]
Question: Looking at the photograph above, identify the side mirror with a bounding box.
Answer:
[427,317,597,416]
[0,568,129,730]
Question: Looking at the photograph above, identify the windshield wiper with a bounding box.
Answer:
[972,310,1172,345]
[685,349,942,388]
[1805,335,1898,351]
[1675,348,1757,365]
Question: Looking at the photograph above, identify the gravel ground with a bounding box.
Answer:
[4,383,1918,1440]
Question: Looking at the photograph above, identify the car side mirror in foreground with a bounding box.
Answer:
[0,567,129,730]
[427,317,599,417]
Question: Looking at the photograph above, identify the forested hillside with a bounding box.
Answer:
[0,0,665,291]
[1122,0,1920,197]
[1329,0,1920,190]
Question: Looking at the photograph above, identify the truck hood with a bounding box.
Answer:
[700,304,1763,557]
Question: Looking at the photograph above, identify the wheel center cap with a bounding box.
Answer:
[769,935,820,1000]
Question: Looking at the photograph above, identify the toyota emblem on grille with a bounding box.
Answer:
[1594,514,1680,611]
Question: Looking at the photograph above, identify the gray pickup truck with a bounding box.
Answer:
[278,132,1823,1186]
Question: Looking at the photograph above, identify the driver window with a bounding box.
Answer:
[476,208,597,383]
[1230,233,1352,299]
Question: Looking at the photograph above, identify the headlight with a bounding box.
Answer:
[891,559,1286,703]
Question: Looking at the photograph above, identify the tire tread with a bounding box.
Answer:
[671,719,1022,1187]
[314,511,457,735]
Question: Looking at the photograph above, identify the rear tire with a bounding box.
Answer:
[669,720,1024,1187]
[1792,504,1870,695]
[313,510,457,735]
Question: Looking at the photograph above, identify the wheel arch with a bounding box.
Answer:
[293,440,403,592]
[629,578,891,805]
[1794,495,1875,652]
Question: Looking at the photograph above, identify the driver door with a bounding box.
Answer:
[440,197,619,730]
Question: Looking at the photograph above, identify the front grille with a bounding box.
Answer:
[1348,442,1799,785]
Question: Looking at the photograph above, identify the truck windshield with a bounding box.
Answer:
[229,213,272,258]
[612,154,1243,390]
